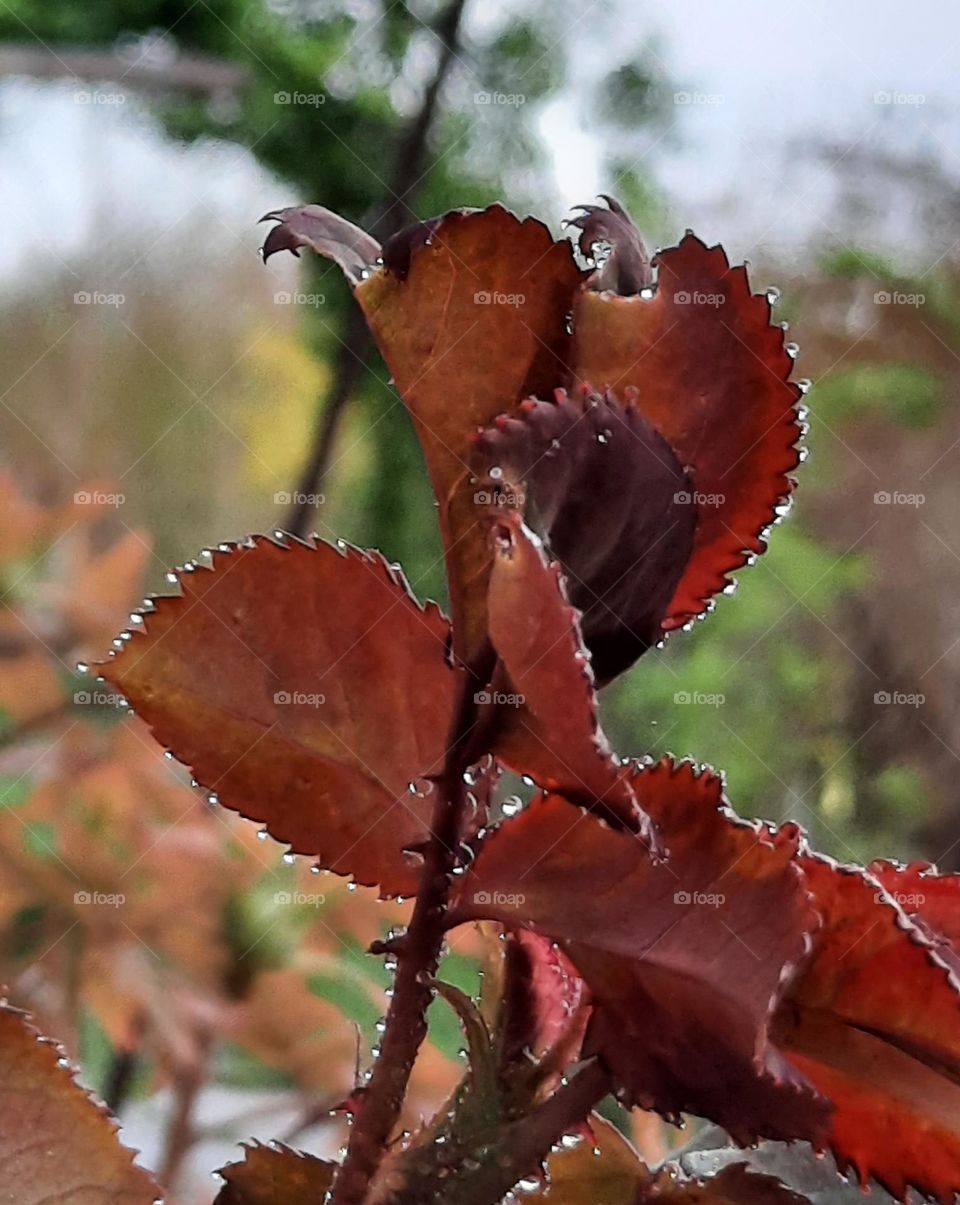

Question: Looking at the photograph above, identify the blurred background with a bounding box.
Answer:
[0,0,958,1199]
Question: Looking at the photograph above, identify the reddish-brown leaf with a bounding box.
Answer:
[473,386,696,683]
[570,234,802,631]
[215,1141,335,1203]
[566,194,654,294]
[0,999,160,1204]
[325,204,584,666]
[869,858,960,952]
[774,854,960,1202]
[540,1117,809,1204]
[261,204,380,284]
[452,760,827,1144]
[500,930,591,1071]
[99,536,464,896]
[481,510,647,831]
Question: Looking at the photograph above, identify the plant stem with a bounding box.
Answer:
[328,673,484,1205]
[410,1058,614,1205]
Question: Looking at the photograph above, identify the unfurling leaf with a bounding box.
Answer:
[215,1141,335,1203]
[100,536,465,896]
[570,234,802,631]
[261,204,381,284]
[452,760,828,1145]
[500,930,591,1069]
[473,386,696,683]
[0,999,160,1204]
[481,510,646,831]
[774,855,960,1202]
[566,194,654,294]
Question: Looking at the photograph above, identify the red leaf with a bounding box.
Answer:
[269,203,586,667]
[100,536,464,896]
[473,386,696,683]
[215,1141,335,1203]
[570,234,802,631]
[500,930,591,1069]
[869,858,960,952]
[453,760,827,1144]
[774,854,960,1202]
[566,194,654,294]
[0,998,160,1204]
[483,510,648,832]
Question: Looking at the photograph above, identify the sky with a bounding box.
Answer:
[1,0,959,279]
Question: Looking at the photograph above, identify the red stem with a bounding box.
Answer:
[328,674,484,1204]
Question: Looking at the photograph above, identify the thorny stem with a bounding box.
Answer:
[328,667,488,1205]
[426,1059,614,1205]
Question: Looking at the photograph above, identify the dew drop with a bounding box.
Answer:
[75,661,89,675]
[765,286,781,305]
[282,852,296,865]
[164,571,178,586]
[501,797,521,817]
[785,342,800,359]
[488,466,503,481]
[639,286,654,300]
[257,828,270,841]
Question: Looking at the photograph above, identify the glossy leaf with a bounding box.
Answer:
[100,536,464,896]
[473,386,696,683]
[774,855,960,1201]
[0,999,160,1204]
[570,233,802,631]
[265,203,586,666]
[215,1142,335,1203]
[482,510,647,830]
[500,930,591,1067]
[453,760,828,1144]
[566,194,654,294]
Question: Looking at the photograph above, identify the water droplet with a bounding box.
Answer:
[75,661,89,675]
[766,286,781,305]
[489,466,503,480]
[257,829,269,841]
[501,796,521,817]
[282,852,296,864]
[796,378,812,394]
[785,342,800,359]
[639,286,654,300]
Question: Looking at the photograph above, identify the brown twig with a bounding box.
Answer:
[285,0,470,538]
[328,664,486,1205]
[158,1025,213,1194]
